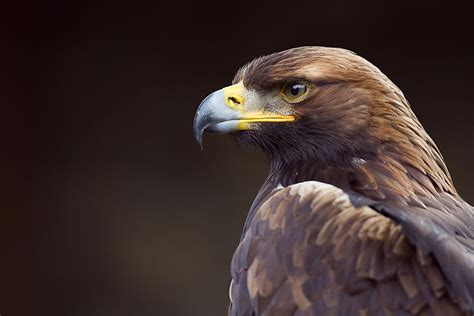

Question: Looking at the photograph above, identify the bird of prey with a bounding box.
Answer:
[193,47,474,315]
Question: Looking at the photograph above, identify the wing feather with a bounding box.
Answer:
[229,181,468,315]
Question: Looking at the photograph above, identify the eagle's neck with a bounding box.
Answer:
[268,138,457,206]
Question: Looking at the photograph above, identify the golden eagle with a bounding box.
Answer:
[193,47,474,315]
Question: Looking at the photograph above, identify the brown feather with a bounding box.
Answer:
[229,182,467,315]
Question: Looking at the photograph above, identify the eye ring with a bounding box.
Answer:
[281,82,309,103]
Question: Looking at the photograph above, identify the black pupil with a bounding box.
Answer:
[290,85,302,96]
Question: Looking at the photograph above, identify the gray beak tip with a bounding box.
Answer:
[193,118,205,149]
[193,89,232,150]
[196,134,204,150]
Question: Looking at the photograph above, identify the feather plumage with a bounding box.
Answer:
[196,46,474,315]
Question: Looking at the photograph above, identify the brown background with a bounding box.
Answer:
[3,1,474,315]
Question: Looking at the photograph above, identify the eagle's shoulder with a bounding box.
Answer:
[229,181,466,315]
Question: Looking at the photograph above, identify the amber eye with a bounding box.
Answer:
[281,82,309,103]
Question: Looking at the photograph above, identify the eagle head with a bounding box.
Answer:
[193,47,442,170]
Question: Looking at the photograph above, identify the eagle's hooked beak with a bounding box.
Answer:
[193,82,295,146]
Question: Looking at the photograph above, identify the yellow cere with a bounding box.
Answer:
[224,82,246,112]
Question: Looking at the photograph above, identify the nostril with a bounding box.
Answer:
[228,96,241,105]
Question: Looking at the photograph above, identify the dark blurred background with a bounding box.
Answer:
[2,0,474,315]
